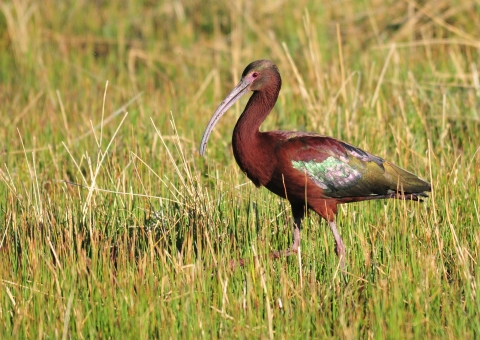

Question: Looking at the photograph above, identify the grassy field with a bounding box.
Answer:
[1,0,479,338]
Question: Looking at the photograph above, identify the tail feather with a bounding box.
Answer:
[384,161,431,193]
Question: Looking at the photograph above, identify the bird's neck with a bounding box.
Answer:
[235,93,272,132]
[231,81,281,185]
[233,76,281,139]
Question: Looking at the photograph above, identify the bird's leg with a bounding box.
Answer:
[290,216,302,253]
[271,215,303,259]
[329,221,346,269]
[270,203,304,259]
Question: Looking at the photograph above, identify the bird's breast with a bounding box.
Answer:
[232,135,277,188]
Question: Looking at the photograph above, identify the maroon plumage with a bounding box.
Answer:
[200,60,431,268]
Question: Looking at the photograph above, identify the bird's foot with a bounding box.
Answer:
[230,257,246,269]
[335,241,346,271]
[229,245,300,269]
[230,256,262,270]
[270,247,299,259]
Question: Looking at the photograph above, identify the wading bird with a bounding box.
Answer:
[200,60,430,268]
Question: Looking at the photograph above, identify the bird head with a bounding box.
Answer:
[241,60,279,92]
[199,60,281,156]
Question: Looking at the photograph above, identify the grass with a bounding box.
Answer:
[1,0,479,338]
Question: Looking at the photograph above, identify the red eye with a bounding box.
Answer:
[252,72,258,78]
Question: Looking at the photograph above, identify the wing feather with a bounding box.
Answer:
[273,134,430,198]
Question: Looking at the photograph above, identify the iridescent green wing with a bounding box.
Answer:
[285,135,429,198]
[286,136,392,198]
[291,156,362,192]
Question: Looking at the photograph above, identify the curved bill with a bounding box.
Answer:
[199,79,250,156]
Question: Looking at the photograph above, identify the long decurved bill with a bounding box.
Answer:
[199,79,250,156]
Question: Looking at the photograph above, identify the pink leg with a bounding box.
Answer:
[329,221,346,269]
[271,216,302,258]
[290,216,301,252]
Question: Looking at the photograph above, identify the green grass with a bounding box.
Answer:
[1,0,479,338]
